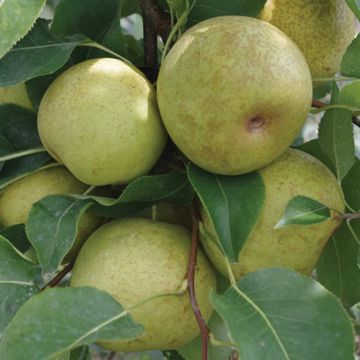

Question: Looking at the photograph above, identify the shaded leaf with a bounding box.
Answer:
[0,236,40,334]
[341,34,360,78]
[51,0,119,38]
[0,0,46,58]
[342,157,360,211]
[187,0,267,26]
[346,0,360,20]
[177,311,233,359]
[187,163,264,262]
[69,346,90,360]
[317,221,360,308]
[0,224,30,253]
[91,170,194,217]
[0,287,144,359]
[275,196,331,229]
[27,195,94,274]
[211,268,354,360]
[318,82,355,180]
[0,19,86,86]
[0,156,53,190]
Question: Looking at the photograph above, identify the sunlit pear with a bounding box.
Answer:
[0,166,101,261]
[200,149,345,279]
[0,83,33,110]
[70,218,216,352]
[157,16,312,175]
[259,0,356,84]
[38,58,167,186]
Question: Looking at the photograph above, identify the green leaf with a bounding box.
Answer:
[51,0,119,38]
[69,346,90,360]
[0,0,46,58]
[318,82,355,180]
[0,224,30,253]
[26,195,95,274]
[187,0,267,26]
[342,158,360,211]
[89,18,144,65]
[0,287,144,359]
[345,0,360,21]
[0,19,86,86]
[340,80,360,109]
[0,236,40,334]
[211,268,354,360]
[341,33,360,78]
[317,221,360,308]
[177,312,233,359]
[0,105,41,154]
[275,196,331,229]
[187,163,265,262]
[91,171,194,217]
[0,156,53,191]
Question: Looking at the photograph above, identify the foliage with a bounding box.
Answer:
[0,0,359,359]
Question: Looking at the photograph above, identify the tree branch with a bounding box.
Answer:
[312,99,360,127]
[187,201,209,360]
[139,0,171,69]
[40,262,74,291]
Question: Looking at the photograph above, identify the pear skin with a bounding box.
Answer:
[200,149,345,279]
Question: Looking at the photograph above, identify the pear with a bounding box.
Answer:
[200,148,345,279]
[70,218,216,352]
[0,83,33,110]
[0,166,101,261]
[38,58,167,186]
[157,16,312,176]
[259,0,356,83]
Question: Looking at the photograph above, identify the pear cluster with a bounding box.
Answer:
[0,4,354,354]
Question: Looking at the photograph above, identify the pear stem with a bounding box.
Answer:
[339,213,360,221]
[311,99,360,127]
[187,200,209,360]
[40,262,74,291]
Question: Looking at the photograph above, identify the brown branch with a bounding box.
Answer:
[312,99,360,127]
[40,262,74,291]
[106,351,117,360]
[187,201,209,360]
[230,350,239,360]
[139,0,171,68]
[339,212,360,221]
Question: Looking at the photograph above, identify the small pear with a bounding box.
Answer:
[0,83,33,110]
[0,166,101,261]
[70,218,216,352]
[259,0,357,83]
[38,58,167,186]
[157,16,312,175]
[200,149,345,279]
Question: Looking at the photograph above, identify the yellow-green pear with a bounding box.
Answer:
[0,166,101,261]
[38,58,167,186]
[259,0,356,83]
[70,218,216,352]
[200,149,345,279]
[0,83,33,110]
[157,16,312,175]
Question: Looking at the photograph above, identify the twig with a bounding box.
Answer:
[139,0,171,68]
[230,350,239,360]
[106,351,117,360]
[187,201,209,360]
[311,99,360,127]
[339,213,360,221]
[40,262,74,291]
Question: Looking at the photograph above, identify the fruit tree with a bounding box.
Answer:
[0,1,360,359]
